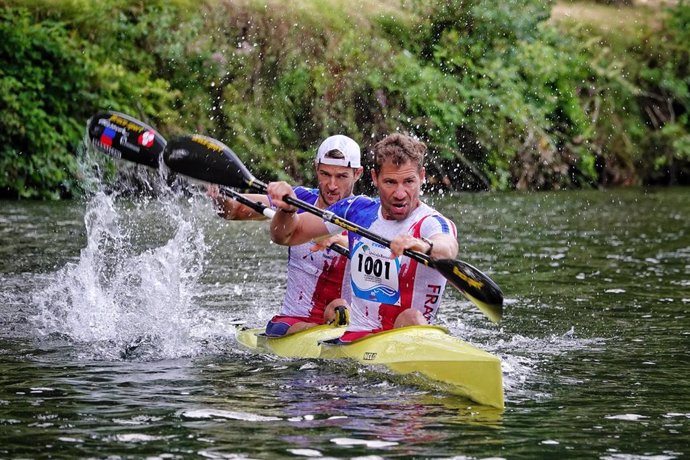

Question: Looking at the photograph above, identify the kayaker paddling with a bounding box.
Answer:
[208,135,364,337]
[268,133,458,342]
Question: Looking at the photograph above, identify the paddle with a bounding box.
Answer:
[86,111,349,257]
[163,134,505,323]
[87,111,166,168]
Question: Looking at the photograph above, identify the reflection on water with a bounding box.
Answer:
[0,182,689,457]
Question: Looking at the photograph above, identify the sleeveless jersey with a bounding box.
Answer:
[278,187,351,323]
[325,195,457,333]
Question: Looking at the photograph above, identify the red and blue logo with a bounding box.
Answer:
[100,127,116,147]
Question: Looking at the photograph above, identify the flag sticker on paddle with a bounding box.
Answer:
[139,130,156,148]
[87,111,166,168]
[100,127,116,148]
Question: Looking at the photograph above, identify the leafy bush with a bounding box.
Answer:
[634,2,690,184]
[1,0,688,198]
[0,8,89,198]
[371,0,604,190]
[0,6,183,198]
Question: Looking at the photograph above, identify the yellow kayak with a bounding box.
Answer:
[320,326,504,409]
[235,324,503,409]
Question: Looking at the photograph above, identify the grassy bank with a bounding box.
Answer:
[1,0,688,198]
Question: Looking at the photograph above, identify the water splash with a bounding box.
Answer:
[31,142,229,360]
[32,191,213,360]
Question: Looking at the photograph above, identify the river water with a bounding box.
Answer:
[0,165,688,458]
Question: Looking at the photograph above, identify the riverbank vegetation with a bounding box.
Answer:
[1,0,688,198]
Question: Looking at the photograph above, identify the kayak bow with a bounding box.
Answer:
[236,325,504,408]
[320,326,504,408]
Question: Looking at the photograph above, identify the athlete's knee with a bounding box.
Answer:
[286,322,316,335]
[265,320,291,337]
[394,309,427,328]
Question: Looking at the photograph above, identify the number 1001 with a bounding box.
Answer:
[357,253,391,279]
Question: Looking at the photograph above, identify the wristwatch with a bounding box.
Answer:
[420,236,433,256]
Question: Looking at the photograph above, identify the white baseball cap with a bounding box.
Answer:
[315,135,361,168]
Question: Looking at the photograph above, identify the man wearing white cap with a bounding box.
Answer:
[208,135,363,336]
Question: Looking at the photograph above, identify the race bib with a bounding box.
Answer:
[351,240,401,305]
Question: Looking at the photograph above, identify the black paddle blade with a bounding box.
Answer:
[87,111,166,168]
[432,258,504,323]
[163,135,265,190]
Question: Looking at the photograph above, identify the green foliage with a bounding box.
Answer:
[1,0,689,198]
[0,5,184,198]
[376,0,607,189]
[635,3,690,183]
[0,8,88,198]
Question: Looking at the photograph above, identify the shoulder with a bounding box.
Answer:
[294,186,319,204]
[328,194,378,218]
[417,202,457,236]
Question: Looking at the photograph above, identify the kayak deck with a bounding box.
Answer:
[235,324,503,409]
[235,324,345,359]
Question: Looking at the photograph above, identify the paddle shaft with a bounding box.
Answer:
[218,186,274,218]
[245,180,434,267]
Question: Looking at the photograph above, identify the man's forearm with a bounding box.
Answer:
[270,208,299,245]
